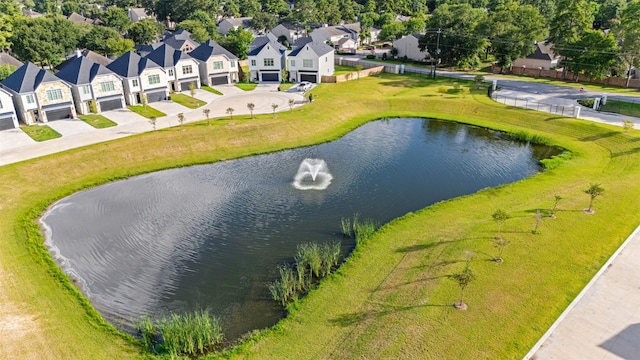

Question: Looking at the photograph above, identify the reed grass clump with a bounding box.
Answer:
[341,213,379,245]
[539,151,572,170]
[136,310,223,357]
[268,242,342,308]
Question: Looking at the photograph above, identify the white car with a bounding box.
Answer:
[298,81,312,92]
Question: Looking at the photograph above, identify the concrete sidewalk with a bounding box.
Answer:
[525,225,640,360]
[0,85,306,166]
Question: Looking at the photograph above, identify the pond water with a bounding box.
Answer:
[41,118,559,339]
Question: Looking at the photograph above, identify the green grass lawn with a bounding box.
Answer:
[599,99,640,117]
[170,93,207,109]
[2,74,640,359]
[334,65,357,76]
[127,105,166,118]
[235,82,258,91]
[201,86,223,95]
[79,114,117,128]
[20,124,62,141]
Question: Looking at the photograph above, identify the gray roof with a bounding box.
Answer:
[189,40,238,61]
[527,42,558,61]
[145,44,194,68]
[55,49,112,71]
[0,52,23,67]
[55,56,115,85]
[0,62,62,93]
[248,40,286,57]
[107,51,161,78]
[249,34,286,52]
[289,41,334,57]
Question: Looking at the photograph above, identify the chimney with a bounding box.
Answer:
[76,49,82,58]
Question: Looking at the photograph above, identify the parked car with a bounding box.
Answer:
[298,81,312,92]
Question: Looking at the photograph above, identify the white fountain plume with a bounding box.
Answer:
[292,158,333,190]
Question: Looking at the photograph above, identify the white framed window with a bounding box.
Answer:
[132,79,139,87]
[26,94,35,104]
[264,58,274,67]
[46,89,63,101]
[250,59,256,66]
[230,60,236,68]
[168,69,174,76]
[81,85,91,95]
[213,61,224,70]
[290,60,296,67]
[148,74,160,85]
[182,65,193,74]
[303,59,313,68]
[100,81,115,92]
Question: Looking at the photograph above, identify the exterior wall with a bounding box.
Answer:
[511,58,557,70]
[248,44,285,82]
[318,53,334,77]
[393,36,428,61]
[140,68,168,91]
[35,81,73,107]
[92,74,125,99]
[70,86,89,114]
[0,90,18,128]
[122,77,140,105]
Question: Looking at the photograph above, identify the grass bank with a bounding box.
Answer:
[1,73,639,359]
[171,93,206,109]
[127,105,166,118]
[79,114,117,128]
[20,124,61,141]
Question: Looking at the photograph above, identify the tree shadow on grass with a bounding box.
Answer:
[544,116,568,121]
[395,239,462,253]
[579,131,619,142]
[612,147,640,157]
[329,303,449,328]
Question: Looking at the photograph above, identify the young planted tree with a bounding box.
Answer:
[271,103,278,119]
[474,74,485,89]
[493,236,510,264]
[189,82,196,98]
[623,119,634,132]
[584,183,605,214]
[550,195,562,218]
[177,113,185,127]
[449,265,476,310]
[247,102,255,119]
[492,209,509,238]
[203,108,210,125]
[226,107,234,119]
[288,98,295,110]
[533,209,543,234]
[149,116,157,131]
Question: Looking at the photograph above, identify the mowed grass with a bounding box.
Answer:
[79,114,117,128]
[127,105,166,118]
[201,85,223,95]
[235,82,258,91]
[20,124,62,141]
[600,99,640,118]
[170,93,207,109]
[2,74,640,359]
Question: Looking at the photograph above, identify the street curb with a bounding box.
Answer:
[522,223,640,359]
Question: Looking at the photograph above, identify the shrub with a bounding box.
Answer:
[539,151,572,170]
[578,98,595,108]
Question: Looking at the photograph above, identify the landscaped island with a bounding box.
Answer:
[1,73,639,359]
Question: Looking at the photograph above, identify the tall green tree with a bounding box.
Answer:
[82,26,122,55]
[562,29,618,79]
[0,64,16,80]
[11,17,65,66]
[482,2,547,68]
[419,3,488,68]
[102,7,132,34]
[548,0,597,46]
[127,18,163,44]
[239,0,261,17]
[105,38,135,56]
[594,0,626,30]
[177,20,210,43]
[251,12,277,33]
[220,27,253,59]
[613,0,640,86]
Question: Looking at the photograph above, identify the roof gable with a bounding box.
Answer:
[56,56,115,85]
[189,40,238,61]
[107,51,146,78]
[0,62,63,93]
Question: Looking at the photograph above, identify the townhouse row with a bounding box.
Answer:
[0,39,239,130]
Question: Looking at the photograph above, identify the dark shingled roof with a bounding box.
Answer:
[55,49,112,72]
[248,38,286,56]
[107,51,162,78]
[289,41,334,57]
[189,40,238,61]
[145,44,195,68]
[526,42,557,61]
[0,52,23,67]
[0,62,62,93]
[55,56,115,85]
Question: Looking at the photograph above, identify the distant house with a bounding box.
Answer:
[393,34,428,62]
[189,40,239,85]
[56,49,113,72]
[218,17,253,36]
[270,23,305,45]
[128,8,153,23]
[0,87,19,130]
[310,23,361,51]
[162,30,199,53]
[288,41,334,83]
[22,9,43,18]
[0,62,76,124]
[107,51,168,104]
[249,33,283,52]
[67,12,104,26]
[145,44,201,92]
[0,52,23,68]
[247,39,286,82]
[512,42,560,70]
[134,43,162,57]
[55,56,125,114]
